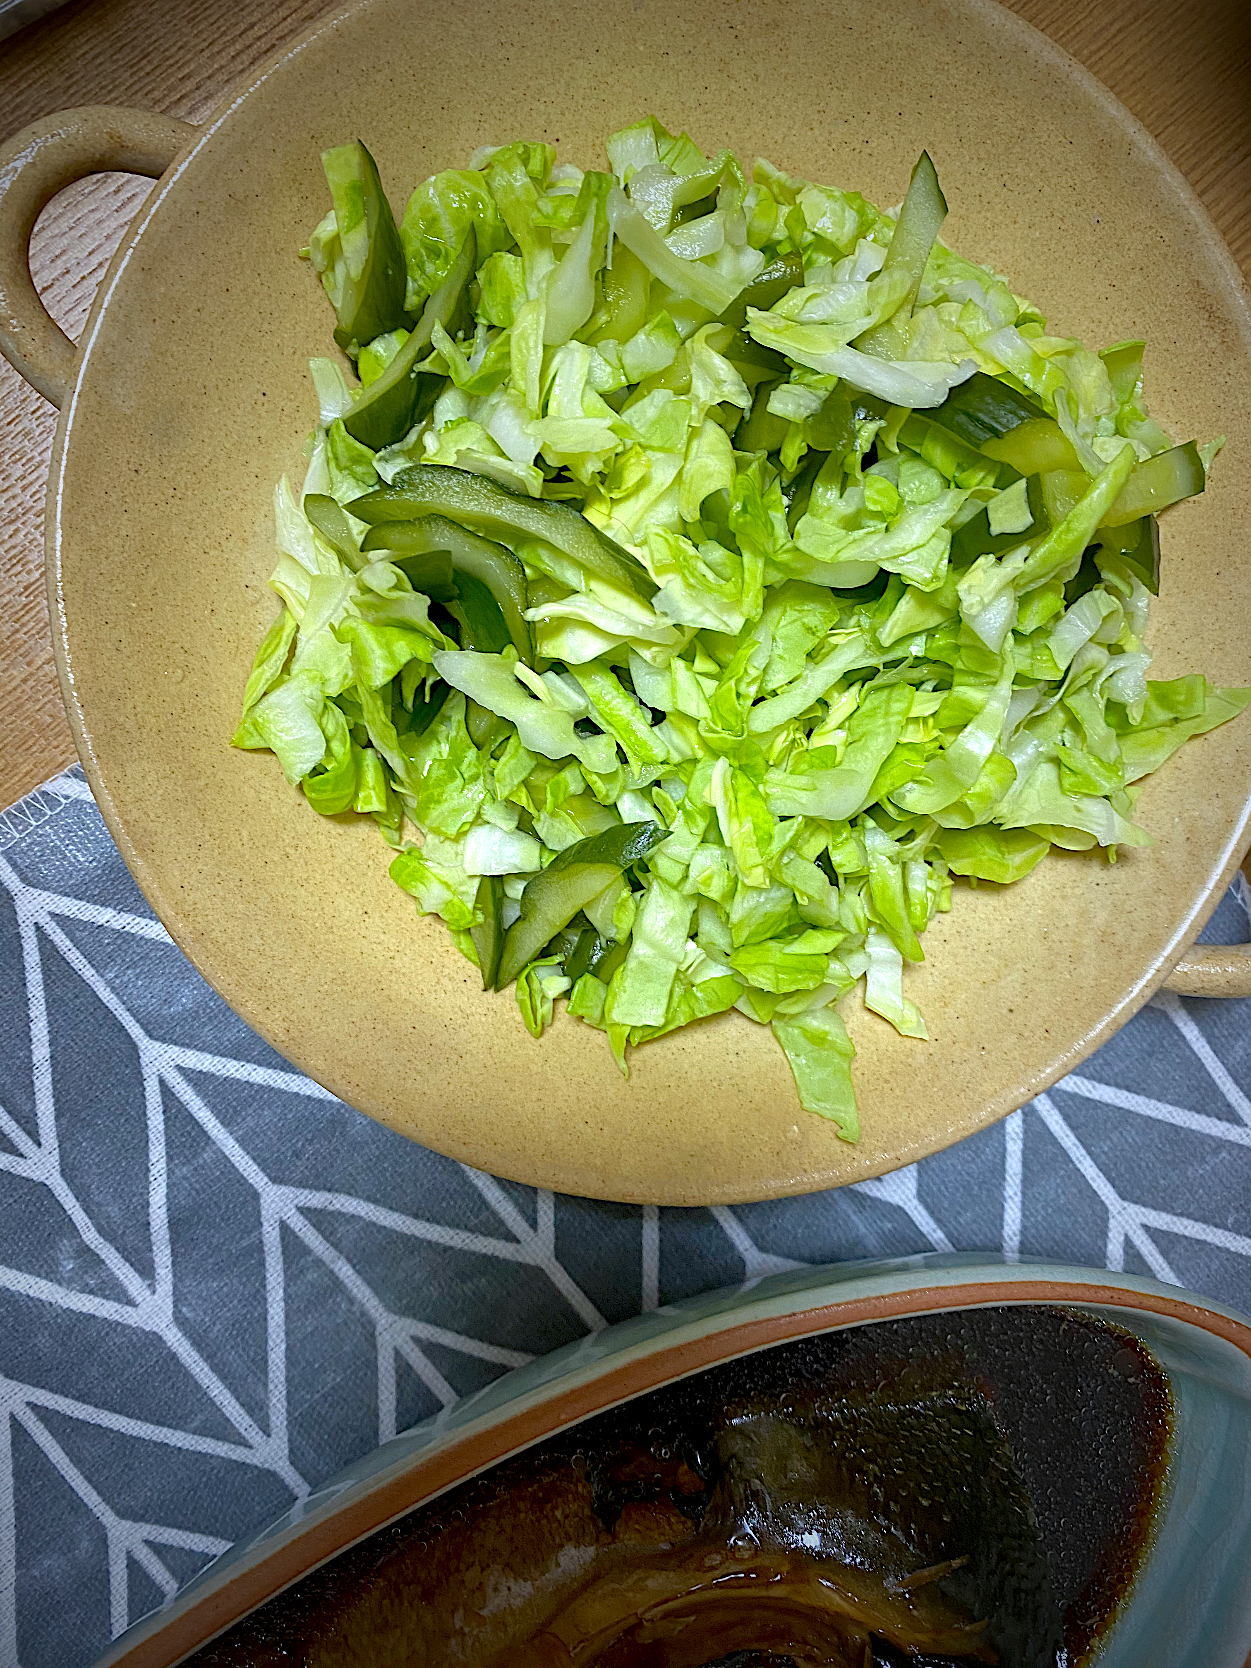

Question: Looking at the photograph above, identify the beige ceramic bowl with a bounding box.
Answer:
[1,0,1249,1205]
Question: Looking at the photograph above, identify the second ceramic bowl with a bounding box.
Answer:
[93,1253,1251,1668]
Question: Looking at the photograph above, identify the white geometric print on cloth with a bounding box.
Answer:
[1,766,1248,1668]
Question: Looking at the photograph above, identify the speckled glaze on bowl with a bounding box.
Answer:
[1,0,1249,1203]
[88,1255,1251,1668]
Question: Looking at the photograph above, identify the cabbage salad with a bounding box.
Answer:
[234,118,1249,1139]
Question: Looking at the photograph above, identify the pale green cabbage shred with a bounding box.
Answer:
[235,118,1249,1141]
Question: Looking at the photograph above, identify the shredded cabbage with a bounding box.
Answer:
[238,121,1250,1140]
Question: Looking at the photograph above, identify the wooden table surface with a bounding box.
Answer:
[2,0,1249,813]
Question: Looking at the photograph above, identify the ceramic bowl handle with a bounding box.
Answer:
[0,105,196,408]
[1163,941,1251,999]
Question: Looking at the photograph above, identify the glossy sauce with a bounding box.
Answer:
[189,1306,1170,1667]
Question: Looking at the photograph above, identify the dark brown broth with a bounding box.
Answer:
[188,1305,1170,1667]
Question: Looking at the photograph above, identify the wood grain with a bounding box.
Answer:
[1,0,1249,810]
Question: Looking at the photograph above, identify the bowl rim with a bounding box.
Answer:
[42,0,1251,1207]
[93,1252,1251,1668]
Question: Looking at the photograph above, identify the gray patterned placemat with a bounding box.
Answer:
[1,765,1248,1668]
[0,0,71,45]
